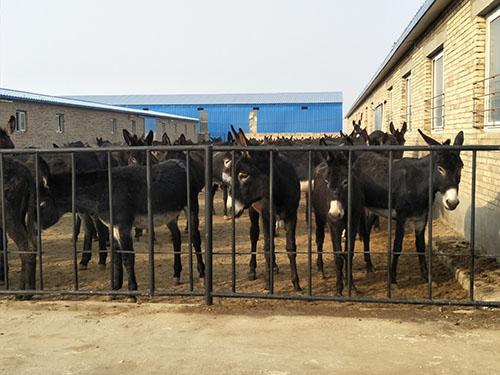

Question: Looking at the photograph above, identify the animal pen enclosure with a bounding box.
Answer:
[0,143,499,308]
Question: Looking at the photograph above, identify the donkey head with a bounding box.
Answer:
[349,122,369,144]
[123,129,155,165]
[0,127,15,149]
[389,121,408,146]
[230,127,270,217]
[418,129,464,211]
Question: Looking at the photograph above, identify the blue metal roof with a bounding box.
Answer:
[346,0,454,117]
[68,92,343,106]
[0,87,198,122]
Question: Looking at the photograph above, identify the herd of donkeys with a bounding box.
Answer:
[0,114,464,299]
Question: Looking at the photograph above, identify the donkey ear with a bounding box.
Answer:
[162,132,171,145]
[453,131,464,146]
[178,134,187,145]
[227,132,234,143]
[8,115,16,134]
[123,129,133,146]
[52,143,59,148]
[418,129,440,146]
[443,139,451,145]
[401,122,408,134]
[145,130,154,146]
[389,122,395,134]
[230,125,239,140]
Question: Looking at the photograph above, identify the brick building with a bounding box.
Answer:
[346,0,500,258]
[0,88,200,148]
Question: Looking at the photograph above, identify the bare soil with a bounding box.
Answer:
[2,195,483,302]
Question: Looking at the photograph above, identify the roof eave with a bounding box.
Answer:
[346,0,454,118]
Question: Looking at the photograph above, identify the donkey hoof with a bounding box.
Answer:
[126,296,137,303]
[366,265,375,274]
[15,294,33,301]
[173,277,181,285]
[99,263,106,270]
[248,271,256,281]
[79,264,88,271]
[293,283,302,292]
[223,215,230,220]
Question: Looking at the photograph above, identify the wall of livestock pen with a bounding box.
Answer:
[347,0,500,261]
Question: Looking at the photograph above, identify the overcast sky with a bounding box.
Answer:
[0,0,423,113]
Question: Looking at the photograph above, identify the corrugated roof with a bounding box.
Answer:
[0,87,198,121]
[68,92,343,105]
[346,0,454,118]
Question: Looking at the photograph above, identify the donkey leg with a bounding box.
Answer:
[330,223,344,296]
[73,214,82,243]
[222,185,228,217]
[359,213,375,273]
[10,225,36,300]
[79,215,94,270]
[190,200,205,278]
[415,221,428,282]
[118,226,137,293]
[0,228,4,284]
[390,216,406,284]
[248,207,259,280]
[285,215,301,292]
[261,213,273,290]
[167,221,182,284]
[95,218,109,269]
[315,218,326,277]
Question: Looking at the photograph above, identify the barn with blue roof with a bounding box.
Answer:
[70,92,343,140]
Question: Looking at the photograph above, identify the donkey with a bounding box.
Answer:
[368,122,408,159]
[230,128,302,291]
[352,129,464,284]
[312,140,372,295]
[0,126,38,298]
[39,156,205,292]
[48,142,109,269]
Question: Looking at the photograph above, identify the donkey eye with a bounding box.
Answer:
[438,166,446,176]
[342,179,348,187]
[224,159,232,168]
[238,172,249,182]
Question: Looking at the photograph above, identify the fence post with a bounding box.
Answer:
[204,145,213,305]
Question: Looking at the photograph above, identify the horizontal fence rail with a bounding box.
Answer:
[0,144,499,308]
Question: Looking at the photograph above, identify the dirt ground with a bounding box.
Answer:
[1,300,500,374]
[3,193,493,302]
[1,194,500,374]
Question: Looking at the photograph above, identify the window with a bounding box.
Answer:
[197,107,204,111]
[374,104,383,131]
[253,107,260,111]
[301,106,309,110]
[111,118,117,134]
[131,120,136,134]
[432,50,444,130]
[56,114,64,133]
[486,7,500,125]
[405,73,412,129]
[15,110,27,132]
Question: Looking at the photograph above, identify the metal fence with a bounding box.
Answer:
[0,144,500,308]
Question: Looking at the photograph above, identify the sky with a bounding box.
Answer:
[0,0,424,114]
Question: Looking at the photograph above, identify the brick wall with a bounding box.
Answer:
[347,0,500,259]
[0,101,199,147]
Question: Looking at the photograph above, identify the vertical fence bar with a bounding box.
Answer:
[269,150,275,295]
[71,152,79,290]
[307,150,313,296]
[427,151,434,300]
[387,151,393,299]
[146,150,155,296]
[0,154,8,290]
[231,150,236,293]
[204,145,213,305]
[470,151,477,302]
[107,152,115,289]
[34,153,44,290]
[347,150,353,297]
[186,151,193,292]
